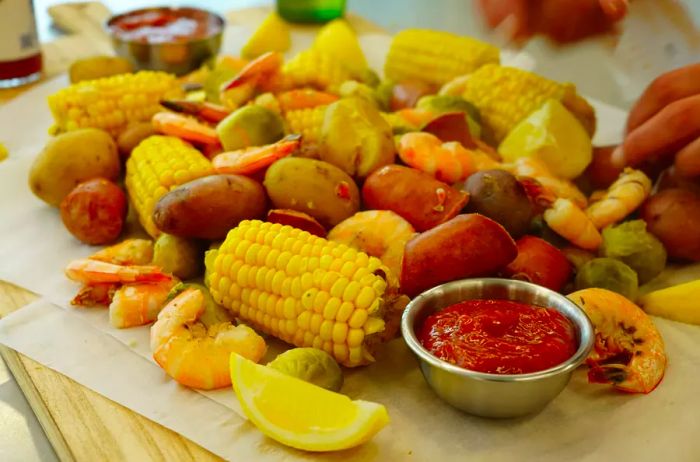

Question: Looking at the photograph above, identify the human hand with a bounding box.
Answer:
[476,0,628,44]
[613,63,700,178]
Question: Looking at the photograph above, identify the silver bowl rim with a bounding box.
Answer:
[105,6,226,45]
[401,277,594,383]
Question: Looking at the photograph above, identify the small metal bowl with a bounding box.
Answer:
[106,7,225,76]
[401,278,594,418]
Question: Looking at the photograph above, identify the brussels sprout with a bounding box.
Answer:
[600,220,667,284]
[268,348,343,391]
[359,68,380,87]
[374,80,395,111]
[338,80,381,108]
[574,257,638,300]
[152,234,202,280]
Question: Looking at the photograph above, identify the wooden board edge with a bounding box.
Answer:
[0,346,76,462]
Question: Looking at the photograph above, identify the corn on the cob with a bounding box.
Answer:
[459,64,596,143]
[284,106,327,145]
[48,71,183,137]
[206,220,397,367]
[125,136,213,237]
[384,29,500,87]
[283,49,352,91]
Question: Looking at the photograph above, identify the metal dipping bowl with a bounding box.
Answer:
[107,7,224,76]
[401,278,594,418]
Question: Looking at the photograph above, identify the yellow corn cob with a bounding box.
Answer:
[459,64,596,143]
[284,106,327,145]
[48,71,183,137]
[125,136,213,237]
[384,29,500,87]
[207,220,396,367]
[282,49,352,91]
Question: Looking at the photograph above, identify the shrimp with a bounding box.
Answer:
[328,210,417,281]
[502,157,588,208]
[568,288,666,394]
[150,288,267,389]
[212,134,300,175]
[220,51,284,109]
[89,239,154,265]
[152,112,219,145]
[109,280,177,329]
[398,132,476,184]
[65,259,171,285]
[160,100,231,124]
[71,283,118,307]
[585,168,652,230]
[277,89,338,112]
[543,198,602,251]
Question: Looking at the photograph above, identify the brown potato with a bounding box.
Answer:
[153,174,266,240]
[60,178,127,245]
[362,165,468,232]
[401,214,517,296]
[641,188,700,261]
[263,158,360,228]
[117,122,156,159]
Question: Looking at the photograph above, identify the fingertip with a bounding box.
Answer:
[610,146,626,168]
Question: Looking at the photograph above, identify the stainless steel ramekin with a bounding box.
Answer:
[401,278,594,418]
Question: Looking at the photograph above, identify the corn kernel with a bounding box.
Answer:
[337,301,354,322]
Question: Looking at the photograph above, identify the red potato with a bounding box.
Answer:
[401,214,517,297]
[267,209,327,237]
[390,80,435,111]
[421,112,476,148]
[641,188,700,261]
[60,178,127,245]
[503,236,572,292]
[362,165,469,232]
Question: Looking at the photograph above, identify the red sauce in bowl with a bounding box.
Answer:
[418,299,577,374]
[109,8,222,44]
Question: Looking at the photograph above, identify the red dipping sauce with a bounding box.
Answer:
[109,8,222,44]
[418,299,577,374]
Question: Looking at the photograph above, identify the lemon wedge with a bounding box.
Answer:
[230,353,389,452]
[241,13,291,59]
[313,19,367,75]
[498,99,592,179]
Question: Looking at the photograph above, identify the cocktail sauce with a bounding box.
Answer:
[418,299,577,374]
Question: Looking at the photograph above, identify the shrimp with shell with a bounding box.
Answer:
[585,168,652,230]
[543,198,602,251]
[568,288,666,394]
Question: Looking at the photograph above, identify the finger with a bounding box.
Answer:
[599,0,628,22]
[627,63,700,133]
[622,94,700,167]
[476,0,530,39]
[536,0,618,43]
[675,136,700,178]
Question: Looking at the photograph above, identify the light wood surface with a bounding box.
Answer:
[0,4,385,461]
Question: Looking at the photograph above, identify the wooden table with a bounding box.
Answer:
[0,5,383,460]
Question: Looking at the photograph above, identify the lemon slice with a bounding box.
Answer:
[241,13,291,59]
[313,19,367,75]
[230,353,389,452]
[498,99,592,179]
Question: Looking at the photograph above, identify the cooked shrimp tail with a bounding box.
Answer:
[65,259,171,284]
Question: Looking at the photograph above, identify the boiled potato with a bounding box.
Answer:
[60,178,127,245]
[264,158,359,228]
[319,98,395,179]
[216,105,284,151]
[29,128,120,206]
[464,169,534,239]
[152,234,202,280]
[117,122,156,159]
[153,174,266,240]
[641,188,700,261]
[69,56,133,83]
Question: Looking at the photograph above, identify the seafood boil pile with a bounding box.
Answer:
[25,15,700,452]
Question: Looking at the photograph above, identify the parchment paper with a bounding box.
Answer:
[1,25,699,461]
